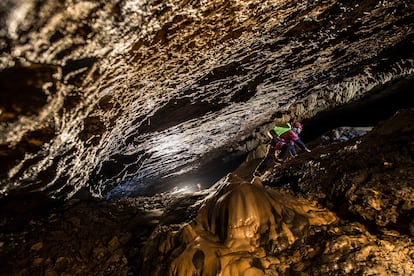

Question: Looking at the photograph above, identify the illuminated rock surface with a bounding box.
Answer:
[0,0,413,198]
[0,0,414,275]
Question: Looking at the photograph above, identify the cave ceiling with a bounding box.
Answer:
[0,0,413,199]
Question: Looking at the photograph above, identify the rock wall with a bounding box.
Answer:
[1,1,414,274]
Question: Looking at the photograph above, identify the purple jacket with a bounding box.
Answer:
[278,130,299,145]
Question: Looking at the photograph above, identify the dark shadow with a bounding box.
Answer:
[301,76,414,142]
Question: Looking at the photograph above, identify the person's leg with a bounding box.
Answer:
[289,145,298,157]
[277,144,293,161]
[255,145,275,175]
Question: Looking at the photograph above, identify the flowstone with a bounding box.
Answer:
[141,174,337,275]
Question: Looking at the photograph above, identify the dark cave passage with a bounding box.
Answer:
[301,76,414,142]
[166,152,248,193]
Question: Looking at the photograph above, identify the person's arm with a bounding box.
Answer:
[294,138,311,152]
[285,130,311,153]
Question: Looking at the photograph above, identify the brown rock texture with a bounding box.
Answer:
[0,0,413,275]
[0,0,413,198]
[140,174,338,275]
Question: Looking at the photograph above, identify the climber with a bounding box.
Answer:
[254,121,311,177]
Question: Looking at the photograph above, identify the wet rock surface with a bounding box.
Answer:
[0,0,413,198]
[0,0,414,275]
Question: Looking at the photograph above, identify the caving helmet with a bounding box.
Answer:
[292,121,303,133]
[292,122,303,129]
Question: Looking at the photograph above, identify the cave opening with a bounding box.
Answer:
[165,152,248,194]
[301,76,414,142]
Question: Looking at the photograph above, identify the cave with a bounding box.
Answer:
[1,0,413,275]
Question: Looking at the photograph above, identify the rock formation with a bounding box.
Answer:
[140,174,338,275]
[0,0,413,275]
